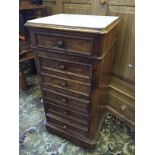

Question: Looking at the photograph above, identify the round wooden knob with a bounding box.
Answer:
[62,98,67,103]
[62,125,67,129]
[57,40,64,48]
[63,111,68,115]
[121,105,127,111]
[128,64,133,68]
[59,65,66,70]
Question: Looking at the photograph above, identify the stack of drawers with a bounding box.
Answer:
[39,49,92,139]
[26,14,119,149]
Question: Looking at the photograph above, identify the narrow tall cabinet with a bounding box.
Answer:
[26,14,120,148]
[43,0,135,128]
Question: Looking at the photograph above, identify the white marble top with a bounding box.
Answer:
[27,14,119,30]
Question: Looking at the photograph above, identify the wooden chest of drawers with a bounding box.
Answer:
[26,14,120,149]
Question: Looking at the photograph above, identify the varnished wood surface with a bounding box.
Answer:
[46,102,89,125]
[93,0,107,15]
[35,32,94,55]
[27,15,119,148]
[41,72,91,97]
[43,0,91,15]
[46,121,96,149]
[46,113,88,136]
[107,5,135,82]
[39,55,92,77]
[44,89,89,113]
[20,1,46,10]
[110,76,135,100]
[106,0,135,127]
[41,0,135,128]
[104,105,135,127]
[56,0,93,15]
[107,76,135,127]
[108,0,135,6]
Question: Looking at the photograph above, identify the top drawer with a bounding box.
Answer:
[33,32,94,56]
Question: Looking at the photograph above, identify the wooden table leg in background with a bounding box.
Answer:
[19,67,27,91]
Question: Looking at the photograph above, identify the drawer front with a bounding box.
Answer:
[46,113,88,137]
[41,72,91,97]
[108,0,135,6]
[41,62,91,84]
[35,32,94,55]
[108,93,135,122]
[45,100,88,125]
[39,55,92,78]
[43,83,90,100]
[44,88,89,113]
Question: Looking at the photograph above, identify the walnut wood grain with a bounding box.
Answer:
[27,15,119,149]
[107,5,135,82]
[45,100,89,124]
[46,113,88,136]
[41,72,91,97]
[41,0,135,131]
[108,0,135,6]
[39,55,92,77]
[44,87,90,112]
[35,32,94,55]
[106,1,135,127]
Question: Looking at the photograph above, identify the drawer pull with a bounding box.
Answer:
[62,125,67,129]
[63,111,68,115]
[57,40,64,48]
[60,81,67,87]
[62,98,67,103]
[59,65,66,70]
[121,105,127,111]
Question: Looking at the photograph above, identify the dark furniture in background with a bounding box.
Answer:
[19,0,48,91]
[19,0,47,35]
[26,14,119,149]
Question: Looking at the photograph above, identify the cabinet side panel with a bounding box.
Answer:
[88,28,117,139]
[107,5,135,82]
